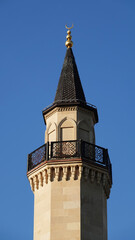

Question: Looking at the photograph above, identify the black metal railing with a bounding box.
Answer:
[27,140,112,181]
[27,144,46,171]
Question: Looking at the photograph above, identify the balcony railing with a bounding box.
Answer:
[27,140,112,181]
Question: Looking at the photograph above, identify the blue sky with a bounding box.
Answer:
[0,0,135,239]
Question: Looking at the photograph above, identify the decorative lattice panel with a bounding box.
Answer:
[51,141,80,158]
[83,142,104,164]
[95,146,104,163]
[28,144,46,171]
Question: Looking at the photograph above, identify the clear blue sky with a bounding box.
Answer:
[0,0,135,239]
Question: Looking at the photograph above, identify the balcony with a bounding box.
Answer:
[27,140,112,182]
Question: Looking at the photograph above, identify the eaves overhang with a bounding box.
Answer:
[42,100,98,124]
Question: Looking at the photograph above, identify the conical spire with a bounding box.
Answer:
[54,48,86,104]
[43,26,98,124]
[54,25,86,104]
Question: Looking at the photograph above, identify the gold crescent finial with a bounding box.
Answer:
[65,24,73,48]
[65,24,74,30]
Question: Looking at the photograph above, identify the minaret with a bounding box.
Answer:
[27,26,112,240]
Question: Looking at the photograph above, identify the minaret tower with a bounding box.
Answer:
[27,26,112,240]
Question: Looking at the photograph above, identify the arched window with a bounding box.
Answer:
[78,120,90,142]
[47,122,57,142]
[58,117,76,141]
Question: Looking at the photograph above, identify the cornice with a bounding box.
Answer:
[28,160,111,199]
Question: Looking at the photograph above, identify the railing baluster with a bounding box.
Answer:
[46,142,49,161]
[78,139,82,157]
[27,154,30,172]
[51,142,53,159]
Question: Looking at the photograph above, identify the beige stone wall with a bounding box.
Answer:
[28,161,111,240]
[51,179,80,240]
[34,182,51,240]
[81,180,107,240]
[33,174,80,240]
[44,106,96,144]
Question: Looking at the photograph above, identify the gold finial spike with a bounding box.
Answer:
[65,24,73,48]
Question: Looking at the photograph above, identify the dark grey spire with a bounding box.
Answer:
[43,47,98,124]
[54,48,86,104]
